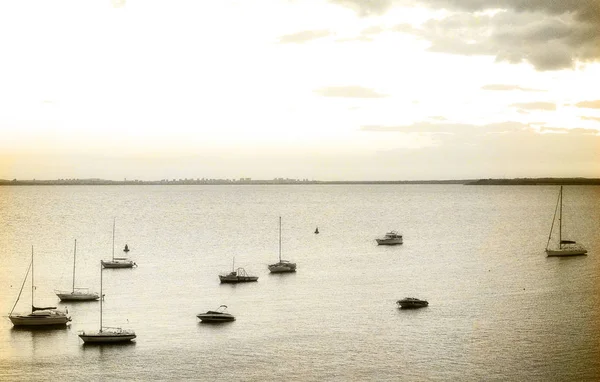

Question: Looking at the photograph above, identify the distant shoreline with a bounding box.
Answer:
[1,178,599,186]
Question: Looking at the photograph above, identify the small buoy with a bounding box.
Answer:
[315,227,319,234]
[123,244,130,252]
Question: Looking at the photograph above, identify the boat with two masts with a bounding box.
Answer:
[78,261,136,343]
[55,239,99,301]
[9,246,71,327]
[197,305,236,322]
[268,217,296,273]
[545,186,588,257]
[376,231,403,245]
[102,218,136,268]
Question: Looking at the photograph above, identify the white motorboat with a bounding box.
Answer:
[376,231,403,245]
[78,261,136,344]
[9,246,71,327]
[545,186,587,256]
[55,239,100,301]
[268,217,297,273]
[197,305,235,322]
[396,297,428,309]
[102,218,136,268]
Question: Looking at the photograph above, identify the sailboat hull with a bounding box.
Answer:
[79,331,136,343]
[10,314,70,327]
[101,260,134,268]
[55,291,100,301]
[546,248,588,256]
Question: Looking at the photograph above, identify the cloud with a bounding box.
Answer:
[359,120,600,178]
[331,0,600,70]
[575,100,600,109]
[278,30,332,44]
[328,0,393,16]
[581,116,600,122]
[314,86,388,98]
[509,102,556,111]
[481,84,544,92]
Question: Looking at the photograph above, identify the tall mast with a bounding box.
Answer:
[112,218,116,261]
[72,239,77,293]
[559,186,563,248]
[31,246,34,311]
[100,260,103,332]
[279,216,282,262]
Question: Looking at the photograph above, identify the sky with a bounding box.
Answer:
[1,0,599,181]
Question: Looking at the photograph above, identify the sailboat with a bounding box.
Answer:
[268,217,297,273]
[55,239,100,301]
[101,218,136,268]
[78,261,137,343]
[9,246,71,327]
[545,186,588,257]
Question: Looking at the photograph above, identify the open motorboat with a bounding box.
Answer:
[197,305,235,323]
[396,297,428,309]
[55,239,99,301]
[102,218,136,268]
[545,186,587,256]
[10,246,71,327]
[376,231,403,245]
[268,217,297,273]
[219,267,258,283]
[78,261,136,344]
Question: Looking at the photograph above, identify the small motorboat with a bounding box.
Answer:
[376,231,403,245]
[396,297,428,309]
[219,267,258,283]
[197,305,236,323]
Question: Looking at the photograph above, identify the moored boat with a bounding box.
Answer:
[376,231,403,245]
[219,267,258,283]
[55,239,99,301]
[545,186,587,257]
[268,217,296,273]
[197,305,235,322]
[396,297,428,309]
[78,261,136,344]
[10,246,71,327]
[102,219,136,268]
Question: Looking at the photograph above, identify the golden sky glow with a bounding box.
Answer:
[1,0,599,180]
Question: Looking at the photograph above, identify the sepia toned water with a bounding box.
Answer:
[0,184,599,381]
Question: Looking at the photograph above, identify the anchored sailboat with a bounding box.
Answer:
[268,217,296,273]
[78,261,137,343]
[545,186,588,257]
[55,239,99,301]
[102,218,136,268]
[9,246,71,327]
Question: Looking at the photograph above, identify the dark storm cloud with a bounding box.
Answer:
[329,0,600,71]
[314,86,388,98]
[575,100,600,109]
[278,30,332,44]
[509,102,556,111]
[481,84,544,92]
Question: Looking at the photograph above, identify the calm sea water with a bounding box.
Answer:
[0,185,599,381]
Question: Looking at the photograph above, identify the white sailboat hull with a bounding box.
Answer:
[79,330,136,343]
[10,313,70,326]
[101,259,135,268]
[55,290,99,301]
